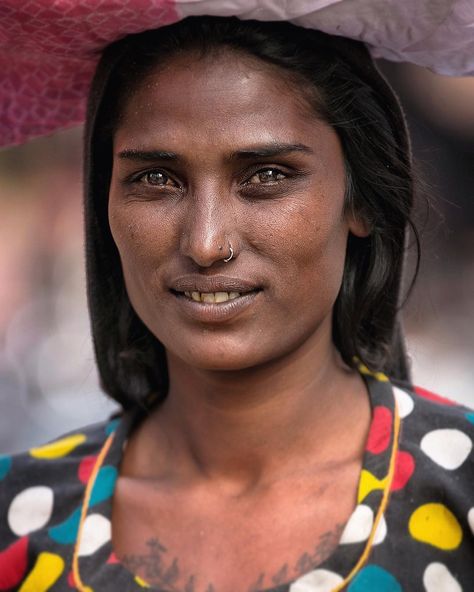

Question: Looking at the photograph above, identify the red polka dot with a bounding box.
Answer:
[67,570,76,588]
[391,450,415,491]
[366,406,393,454]
[78,455,97,484]
[107,551,119,564]
[0,536,28,590]
[414,386,456,406]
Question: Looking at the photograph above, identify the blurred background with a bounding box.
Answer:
[1,61,473,454]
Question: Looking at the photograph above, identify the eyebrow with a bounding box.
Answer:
[118,149,178,161]
[231,143,314,160]
[117,142,314,163]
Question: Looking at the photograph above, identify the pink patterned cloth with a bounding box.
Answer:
[1,0,473,147]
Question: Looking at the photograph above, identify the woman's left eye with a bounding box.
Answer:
[247,168,287,184]
[132,170,178,187]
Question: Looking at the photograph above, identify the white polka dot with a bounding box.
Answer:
[421,429,472,470]
[372,513,387,545]
[290,569,343,592]
[8,486,54,536]
[393,386,414,418]
[423,562,462,592]
[78,514,111,556]
[340,504,374,544]
[467,508,474,534]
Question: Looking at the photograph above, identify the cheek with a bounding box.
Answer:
[294,227,347,315]
[108,200,171,301]
[255,196,349,303]
[109,205,141,272]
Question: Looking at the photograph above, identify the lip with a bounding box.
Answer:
[171,290,262,323]
[170,274,262,294]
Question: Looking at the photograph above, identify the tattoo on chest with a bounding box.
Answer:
[122,539,182,590]
[121,523,344,592]
[294,524,344,576]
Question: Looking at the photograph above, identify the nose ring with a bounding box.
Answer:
[223,244,234,263]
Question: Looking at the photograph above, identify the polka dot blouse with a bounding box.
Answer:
[1,369,474,591]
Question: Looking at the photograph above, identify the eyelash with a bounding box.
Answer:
[131,170,179,188]
[244,167,288,185]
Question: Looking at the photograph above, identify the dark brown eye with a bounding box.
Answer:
[144,171,170,186]
[248,168,286,184]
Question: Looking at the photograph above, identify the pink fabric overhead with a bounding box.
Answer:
[1,0,473,147]
[0,1,179,146]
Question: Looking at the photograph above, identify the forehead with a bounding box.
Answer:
[114,49,337,159]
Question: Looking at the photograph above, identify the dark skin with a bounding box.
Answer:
[109,49,371,591]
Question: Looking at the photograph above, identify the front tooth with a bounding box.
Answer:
[214,292,230,303]
[191,291,201,302]
[229,292,240,300]
[201,292,215,303]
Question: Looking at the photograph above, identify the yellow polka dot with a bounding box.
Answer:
[30,434,86,459]
[135,575,151,588]
[357,469,387,503]
[409,503,463,550]
[19,552,64,591]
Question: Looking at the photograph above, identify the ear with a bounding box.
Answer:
[347,211,371,238]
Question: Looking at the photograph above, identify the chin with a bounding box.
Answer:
[177,349,261,372]
[163,335,271,372]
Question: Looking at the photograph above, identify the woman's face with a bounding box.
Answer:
[108,49,367,371]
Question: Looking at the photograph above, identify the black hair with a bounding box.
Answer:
[84,16,419,408]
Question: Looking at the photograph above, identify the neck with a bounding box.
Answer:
[127,332,370,493]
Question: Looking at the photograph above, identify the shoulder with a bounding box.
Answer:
[392,380,474,441]
[0,415,120,587]
[389,380,474,515]
[1,415,117,497]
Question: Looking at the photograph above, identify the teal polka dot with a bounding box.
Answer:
[49,507,81,544]
[349,565,402,592]
[90,465,117,506]
[0,455,12,480]
[105,418,120,435]
[465,412,474,425]
[48,466,116,545]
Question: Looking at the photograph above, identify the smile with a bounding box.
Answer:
[171,288,262,323]
[183,291,244,303]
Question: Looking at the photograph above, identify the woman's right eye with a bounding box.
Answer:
[131,170,178,188]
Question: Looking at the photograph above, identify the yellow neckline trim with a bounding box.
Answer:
[330,394,401,591]
[72,431,116,591]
